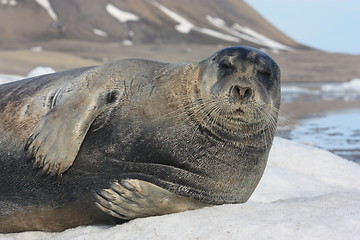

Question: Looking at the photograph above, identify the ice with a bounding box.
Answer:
[320,79,360,101]
[35,0,58,22]
[1,137,359,239]
[105,3,140,23]
[281,86,316,94]
[321,78,360,93]
[93,28,108,37]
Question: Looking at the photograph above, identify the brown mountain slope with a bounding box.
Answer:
[0,0,301,50]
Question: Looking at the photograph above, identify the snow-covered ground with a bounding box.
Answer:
[1,73,360,239]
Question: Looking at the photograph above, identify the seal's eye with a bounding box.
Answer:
[219,59,234,72]
[258,69,271,78]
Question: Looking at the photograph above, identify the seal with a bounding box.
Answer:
[0,46,281,232]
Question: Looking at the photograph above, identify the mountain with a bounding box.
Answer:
[0,0,302,51]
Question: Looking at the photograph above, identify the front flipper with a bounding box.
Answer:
[25,69,123,175]
[95,179,210,220]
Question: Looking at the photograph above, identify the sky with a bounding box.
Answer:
[244,0,360,54]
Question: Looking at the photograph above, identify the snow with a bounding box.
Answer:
[105,3,140,23]
[281,86,316,94]
[232,23,292,51]
[321,78,360,93]
[122,40,133,46]
[0,67,55,84]
[26,66,55,78]
[1,0,17,6]
[0,136,359,239]
[151,1,194,34]
[0,74,23,84]
[151,1,239,42]
[150,3,291,50]
[319,78,360,101]
[206,15,292,51]
[30,46,43,52]
[196,27,240,42]
[35,0,58,22]
[93,28,108,37]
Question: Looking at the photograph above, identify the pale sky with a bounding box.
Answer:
[244,0,360,54]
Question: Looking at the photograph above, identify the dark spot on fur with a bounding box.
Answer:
[106,91,118,104]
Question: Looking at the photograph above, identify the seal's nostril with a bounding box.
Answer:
[232,85,253,102]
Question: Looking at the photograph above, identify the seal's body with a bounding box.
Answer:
[0,46,281,232]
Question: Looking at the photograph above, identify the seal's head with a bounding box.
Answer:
[194,46,281,144]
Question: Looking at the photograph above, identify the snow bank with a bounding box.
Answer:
[106,4,140,23]
[250,137,360,202]
[1,137,359,239]
[0,67,55,85]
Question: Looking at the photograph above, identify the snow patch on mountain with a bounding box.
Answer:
[206,15,292,51]
[122,40,133,46]
[151,1,239,42]
[35,0,58,22]
[151,1,193,34]
[93,28,108,37]
[1,0,17,6]
[106,4,140,23]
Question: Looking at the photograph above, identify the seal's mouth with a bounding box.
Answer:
[186,95,278,143]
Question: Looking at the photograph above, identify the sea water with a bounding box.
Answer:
[284,109,360,163]
[279,80,360,163]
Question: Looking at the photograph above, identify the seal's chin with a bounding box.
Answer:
[219,100,270,124]
[191,98,278,143]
